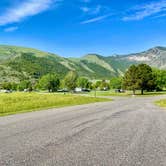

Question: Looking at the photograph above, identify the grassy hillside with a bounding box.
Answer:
[0,45,129,81]
[5,53,69,79]
[0,45,60,59]
[0,45,165,82]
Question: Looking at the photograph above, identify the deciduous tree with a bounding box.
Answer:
[38,74,60,92]
[64,71,78,91]
[123,65,138,95]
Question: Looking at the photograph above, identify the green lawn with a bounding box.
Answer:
[0,92,111,116]
[155,99,166,108]
[89,90,166,97]
[89,90,130,97]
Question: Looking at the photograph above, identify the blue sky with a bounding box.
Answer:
[0,0,166,57]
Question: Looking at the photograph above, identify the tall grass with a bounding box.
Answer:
[0,92,111,116]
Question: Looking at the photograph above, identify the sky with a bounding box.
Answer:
[0,0,166,57]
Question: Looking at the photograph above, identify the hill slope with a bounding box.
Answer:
[0,45,165,82]
[120,46,166,69]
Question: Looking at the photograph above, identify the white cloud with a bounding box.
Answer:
[4,26,18,32]
[123,0,166,21]
[80,5,102,15]
[0,0,61,26]
[80,7,90,13]
[81,14,111,24]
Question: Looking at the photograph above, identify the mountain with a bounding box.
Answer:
[122,47,166,69]
[0,45,165,82]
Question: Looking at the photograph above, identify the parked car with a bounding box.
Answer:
[82,88,91,92]
[74,88,91,93]
[57,89,69,93]
[4,90,12,93]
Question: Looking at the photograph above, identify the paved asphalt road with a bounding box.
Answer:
[0,95,166,166]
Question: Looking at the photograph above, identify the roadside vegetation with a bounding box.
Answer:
[156,99,166,108]
[0,93,111,116]
[0,64,166,96]
[0,63,166,116]
[0,64,166,116]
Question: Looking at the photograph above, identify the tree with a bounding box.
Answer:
[110,77,122,89]
[77,77,89,89]
[123,64,156,95]
[137,64,156,95]
[87,81,93,90]
[95,81,102,90]
[100,80,110,91]
[153,69,166,90]
[123,65,139,95]
[38,74,60,92]
[2,82,12,90]
[64,71,78,91]
[11,82,18,91]
[18,80,32,91]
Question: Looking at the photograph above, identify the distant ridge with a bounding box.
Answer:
[0,45,165,82]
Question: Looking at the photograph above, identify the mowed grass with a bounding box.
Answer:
[156,99,166,108]
[89,91,129,97]
[0,92,111,116]
[89,90,166,97]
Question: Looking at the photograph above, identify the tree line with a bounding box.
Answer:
[0,64,166,95]
[0,71,109,92]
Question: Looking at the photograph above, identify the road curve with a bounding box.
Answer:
[0,95,166,166]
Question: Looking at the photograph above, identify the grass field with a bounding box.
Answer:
[156,99,166,108]
[0,92,111,116]
[89,90,166,97]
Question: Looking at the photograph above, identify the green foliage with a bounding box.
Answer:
[0,45,166,83]
[18,80,32,91]
[153,69,166,90]
[123,65,139,94]
[0,45,60,59]
[81,60,117,79]
[0,65,27,83]
[37,74,60,92]
[77,77,89,88]
[105,56,138,75]
[6,52,69,79]
[0,46,122,81]
[64,71,78,91]
[2,82,12,90]
[110,77,122,89]
[100,80,110,90]
[123,64,156,95]
[94,81,102,89]
[137,64,156,94]
[87,81,93,90]
[93,80,109,90]
[1,82,19,90]
[11,82,18,91]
